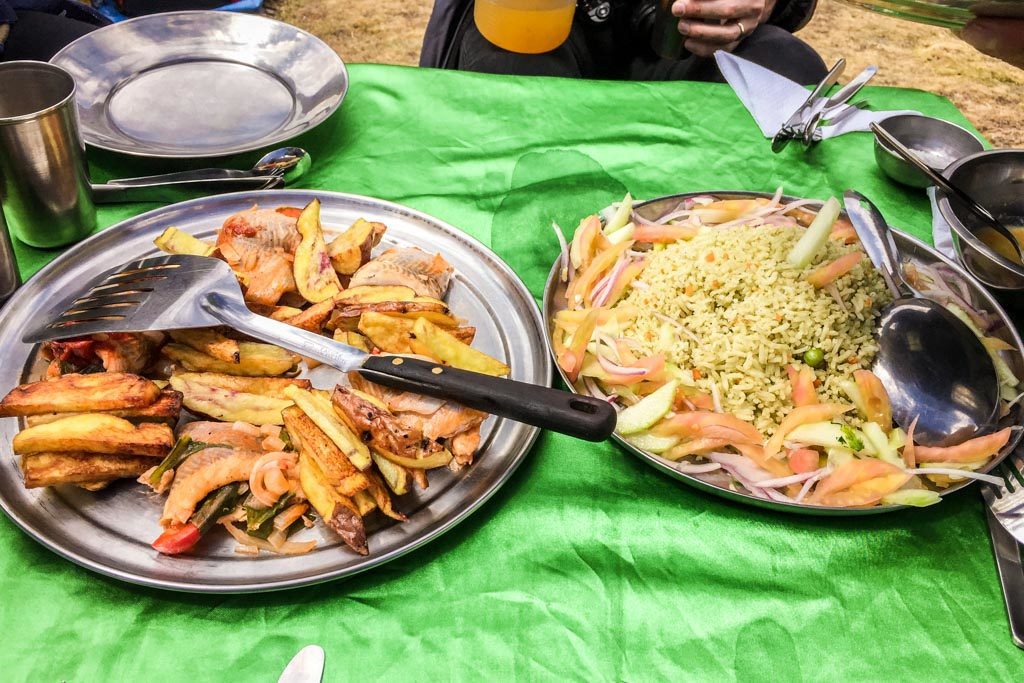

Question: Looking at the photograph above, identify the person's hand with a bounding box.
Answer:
[958,17,1024,69]
[671,0,777,57]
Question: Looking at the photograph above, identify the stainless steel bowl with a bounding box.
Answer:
[873,114,984,188]
[937,149,1024,290]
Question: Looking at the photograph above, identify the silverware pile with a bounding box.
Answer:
[771,58,877,153]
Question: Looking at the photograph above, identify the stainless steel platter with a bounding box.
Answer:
[543,191,1024,516]
[51,12,348,159]
[0,190,547,591]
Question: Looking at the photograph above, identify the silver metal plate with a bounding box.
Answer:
[50,12,348,159]
[543,191,1024,516]
[0,190,547,591]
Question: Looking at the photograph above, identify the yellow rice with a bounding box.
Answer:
[618,224,892,434]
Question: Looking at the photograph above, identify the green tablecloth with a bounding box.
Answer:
[2,64,1019,680]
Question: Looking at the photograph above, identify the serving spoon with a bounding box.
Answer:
[91,147,311,204]
[843,190,1000,447]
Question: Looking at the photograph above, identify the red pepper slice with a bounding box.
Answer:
[151,523,201,555]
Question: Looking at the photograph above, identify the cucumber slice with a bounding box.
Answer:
[881,489,941,507]
[787,196,840,268]
[616,380,678,435]
[606,222,635,245]
[604,193,633,235]
[625,432,680,454]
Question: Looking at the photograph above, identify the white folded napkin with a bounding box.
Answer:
[714,52,920,140]
[928,186,958,260]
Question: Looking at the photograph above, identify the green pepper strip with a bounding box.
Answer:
[245,493,295,539]
[148,437,225,486]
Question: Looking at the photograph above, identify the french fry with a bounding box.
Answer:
[352,490,378,517]
[293,199,342,303]
[326,219,385,275]
[169,329,240,363]
[334,329,371,352]
[364,469,407,521]
[153,227,215,257]
[357,311,416,354]
[283,386,372,471]
[13,414,173,457]
[298,451,367,555]
[371,451,409,495]
[171,372,310,399]
[266,306,305,321]
[280,297,336,332]
[21,452,155,488]
[335,285,416,305]
[374,446,452,470]
[169,375,294,425]
[0,373,161,417]
[411,467,429,490]
[25,389,183,427]
[283,406,369,496]
[409,317,510,376]
[162,342,299,377]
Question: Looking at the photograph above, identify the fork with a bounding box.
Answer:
[983,445,1024,543]
[21,254,617,442]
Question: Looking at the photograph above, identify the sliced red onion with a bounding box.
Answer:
[707,451,774,483]
[779,198,821,214]
[691,196,716,206]
[762,487,796,503]
[668,460,723,475]
[597,354,648,376]
[824,283,848,314]
[582,376,609,401]
[905,467,1003,486]
[755,468,827,489]
[551,221,570,283]
[654,312,700,343]
[770,186,784,206]
[591,257,633,307]
[795,469,830,503]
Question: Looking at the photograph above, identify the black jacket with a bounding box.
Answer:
[419,0,818,68]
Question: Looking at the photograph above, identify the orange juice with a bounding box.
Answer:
[474,0,576,54]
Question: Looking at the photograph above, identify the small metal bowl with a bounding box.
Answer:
[873,114,984,188]
[937,149,1024,290]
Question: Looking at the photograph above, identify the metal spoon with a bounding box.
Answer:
[105,147,311,187]
[870,122,1023,265]
[843,190,1000,447]
[91,147,311,204]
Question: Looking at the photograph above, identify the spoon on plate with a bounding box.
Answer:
[870,123,1022,265]
[91,147,311,204]
[843,190,1000,446]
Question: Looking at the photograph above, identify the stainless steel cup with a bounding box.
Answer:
[0,61,96,248]
[0,198,20,305]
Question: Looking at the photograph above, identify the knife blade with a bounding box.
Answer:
[986,506,1024,649]
[278,645,325,683]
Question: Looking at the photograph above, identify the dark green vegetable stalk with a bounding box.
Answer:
[245,493,295,539]
[148,436,223,486]
[191,483,244,533]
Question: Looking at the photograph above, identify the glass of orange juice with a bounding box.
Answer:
[474,0,576,54]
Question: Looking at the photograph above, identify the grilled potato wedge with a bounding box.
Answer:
[154,227,216,257]
[334,329,371,352]
[13,414,173,456]
[25,389,183,427]
[169,374,294,425]
[294,199,343,303]
[0,372,161,417]
[357,312,474,354]
[327,219,385,275]
[334,285,416,305]
[352,490,378,517]
[409,317,510,376]
[279,297,336,332]
[371,451,410,496]
[298,451,367,555]
[283,406,369,496]
[21,452,154,488]
[171,372,310,399]
[364,469,407,521]
[169,328,240,363]
[162,342,300,377]
[283,386,372,471]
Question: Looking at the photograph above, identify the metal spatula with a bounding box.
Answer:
[23,255,617,442]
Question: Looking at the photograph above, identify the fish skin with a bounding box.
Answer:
[217,207,302,306]
[161,447,262,526]
[348,247,453,299]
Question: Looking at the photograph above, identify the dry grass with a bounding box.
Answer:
[270,0,1022,146]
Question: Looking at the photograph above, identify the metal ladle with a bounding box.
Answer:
[91,147,311,204]
[870,122,1023,265]
[843,190,1000,447]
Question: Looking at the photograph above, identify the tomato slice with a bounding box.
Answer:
[152,523,201,555]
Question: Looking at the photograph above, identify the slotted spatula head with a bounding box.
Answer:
[23,255,243,343]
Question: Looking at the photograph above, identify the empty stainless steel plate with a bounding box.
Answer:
[51,11,348,159]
